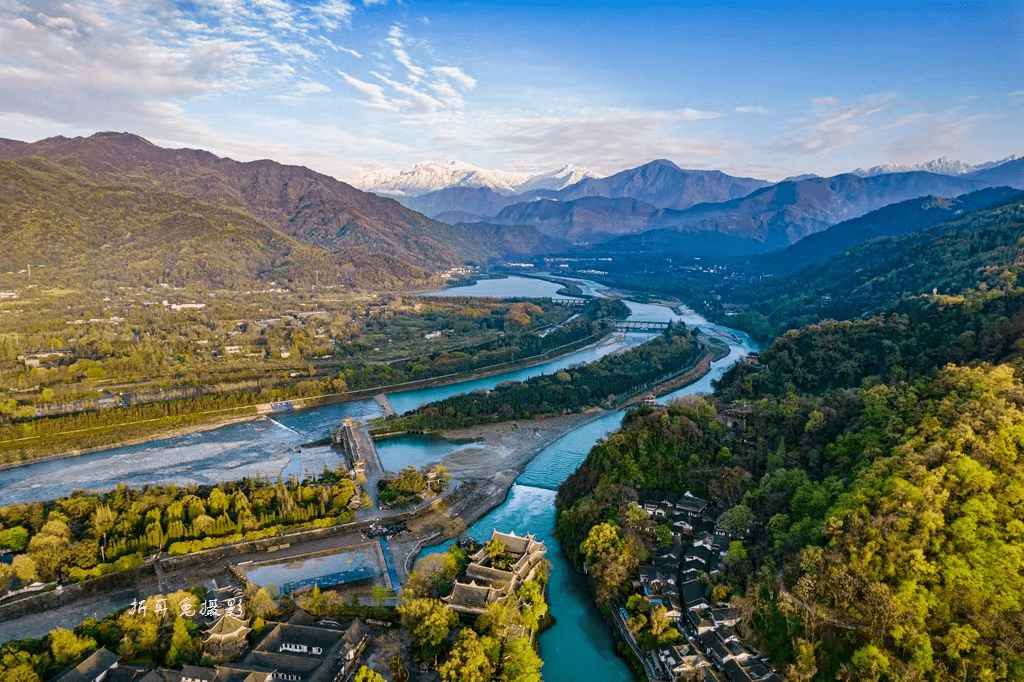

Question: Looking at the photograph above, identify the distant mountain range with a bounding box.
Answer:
[2,131,1022,288]
[0,133,560,289]
[395,157,770,222]
[391,157,1024,256]
[752,186,1024,274]
[346,160,599,197]
[851,155,1024,177]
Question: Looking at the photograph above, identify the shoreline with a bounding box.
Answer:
[0,342,725,641]
[397,343,724,569]
[0,329,624,473]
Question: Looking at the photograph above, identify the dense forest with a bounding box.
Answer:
[556,194,1024,680]
[381,322,703,431]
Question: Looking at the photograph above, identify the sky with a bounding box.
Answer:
[0,0,1022,181]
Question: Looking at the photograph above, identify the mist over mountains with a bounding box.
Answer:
[346,160,599,197]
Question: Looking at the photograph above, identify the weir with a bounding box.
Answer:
[265,417,305,437]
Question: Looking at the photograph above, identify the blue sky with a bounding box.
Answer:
[0,0,1021,180]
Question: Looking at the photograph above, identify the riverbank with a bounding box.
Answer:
[0,327,623,472]
[391,342,725,571]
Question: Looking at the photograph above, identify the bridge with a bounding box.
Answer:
[614,320,672,333]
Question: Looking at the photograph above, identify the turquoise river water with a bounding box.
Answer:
[0,276,757,680]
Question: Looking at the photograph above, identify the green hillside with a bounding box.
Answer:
[722,192,1024,340]
[556,190,1024,680]
[0,157,432,290]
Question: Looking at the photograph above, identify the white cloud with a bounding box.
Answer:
[0,0,381,147]
[312,0,355,31]
[777,93,904,155]
[1012,90,1024,97]
[386,24,426,83]
[736,105,767,114]
[433,66,476,90]
[337,70,397,111]
[333,25,476,118]
[495,109,731,173]
[372,71,444,111]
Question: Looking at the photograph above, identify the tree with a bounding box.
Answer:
[354,667,386,682]
[649,605,670,637]
[117,611,159,656]
[11,555,38,583]
[397,597,457,662]
[0,664,41,682]
[439,629,491,682]
[406,552,459,599]
[581,523,634,602]
[484,537,505,562]
[0,526,29,552]
[502,637,542,682]
[371,584,391,609]
[27,524,72,580]
[166,618,197,666]
[249,587,277,619]
[476,600,522,642]
[717,504,756,535]
[516,581,547,635]
[49,628,97,667]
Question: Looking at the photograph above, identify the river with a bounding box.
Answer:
[0,275,757,679]
[414,276,757,682]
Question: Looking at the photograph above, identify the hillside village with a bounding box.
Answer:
[618,492,781,682]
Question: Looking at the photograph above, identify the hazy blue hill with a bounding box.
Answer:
[646,170,1016,248]
[753,186,1023,273]
[492,196,660,241]
[550,159,770,210]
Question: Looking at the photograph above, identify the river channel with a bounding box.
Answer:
[0,275,757,680]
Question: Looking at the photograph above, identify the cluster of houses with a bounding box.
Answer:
[54,613,369,682]
[629,491,781,682]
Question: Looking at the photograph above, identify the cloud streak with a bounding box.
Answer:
[495,109,730,173]
[334,24,477,118]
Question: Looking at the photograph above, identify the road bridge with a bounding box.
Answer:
[614,320,672,333]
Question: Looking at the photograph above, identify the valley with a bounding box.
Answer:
[2,128,1024,682]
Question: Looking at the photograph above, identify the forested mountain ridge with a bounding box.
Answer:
[719,191,1024,340]
[751,186,1023,274]
[0,132,568,282]
[0,156,433,289]
[556,190,1024,679]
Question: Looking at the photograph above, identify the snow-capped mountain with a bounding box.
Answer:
[852,155,1023,177]
[975,154,1024,171]
[519,164,598,192]
[347,160,600,197]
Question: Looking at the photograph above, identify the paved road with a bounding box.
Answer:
[0,589,137,642]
